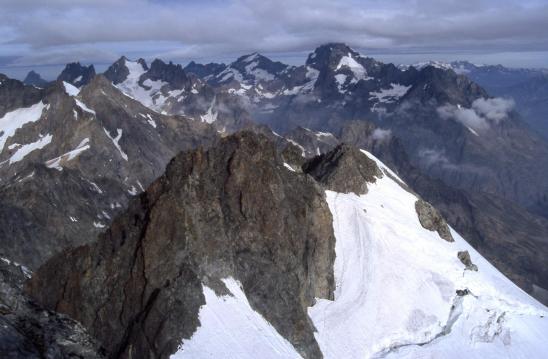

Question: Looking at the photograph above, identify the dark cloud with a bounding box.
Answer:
[0,0,547,70]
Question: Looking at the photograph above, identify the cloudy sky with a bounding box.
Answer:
[1,0,547,79]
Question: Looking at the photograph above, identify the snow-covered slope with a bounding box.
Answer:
[173,278,301,359]
[309,150,547,358]
[173,149,547,358]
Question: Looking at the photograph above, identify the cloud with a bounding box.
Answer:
[371,128,392,142]
[437,97,514,132]
[418,148,449,165]
[0,0,547,68]
[437,104,490,131]
[471,97,515,123]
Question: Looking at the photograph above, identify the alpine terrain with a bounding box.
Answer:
[0,40,546,358]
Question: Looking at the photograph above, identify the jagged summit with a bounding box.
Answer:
[184,60,226,78]
[306,42,360,68]
[145,58,189,88]
[57,62,96,87]
[27,131,336,359]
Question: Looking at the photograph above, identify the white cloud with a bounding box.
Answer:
[471,97,515,123]
[437,97,514,132]
[0,0,547,67]
[371,128,392,142]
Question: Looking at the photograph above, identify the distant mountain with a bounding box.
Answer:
[402,61,548,140]
[23,70,48,87]
[0,75,217,269]
[1,44,548,357]
[189,44,548,216]
[183,43,548,303]
[103,56,253,132]
[57,62,96,87]
[184,60,226,79]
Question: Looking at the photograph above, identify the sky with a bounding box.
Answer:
[1,0,547,79]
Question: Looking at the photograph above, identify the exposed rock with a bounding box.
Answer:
[0,258,104,358]
[57,62,96,87]
[0,74,218,269]
[303,143,382,195]
[184,61,226,79]
[415,199,454,242]
[458,250,478,271]
[103,56,131,84]
[456,288,470,296]
[281,142,306,171]
[27,131,336,359]
[285,127,339,158]
[141,59,189,89]
[0,74,43,117]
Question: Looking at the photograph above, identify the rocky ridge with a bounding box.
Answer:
[27,132,337,359]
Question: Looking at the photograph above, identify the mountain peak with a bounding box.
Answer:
[145,58,189,88]
[306,43,360,68]
[57,62,96,87]
[227,52,288,82]
[23,70,48,87]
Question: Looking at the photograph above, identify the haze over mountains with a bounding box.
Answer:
[1,42,547,358]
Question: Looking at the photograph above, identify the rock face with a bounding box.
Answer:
[0,74,43,116]
[0,258,104,358]
[457,250,478,271]
[183,61,226,79]
[57,62,96,87]
[415,199,454,242]
[27,132,336,359]
[304,143,382,195]
[142,59,190,88]
[0,75,217,269]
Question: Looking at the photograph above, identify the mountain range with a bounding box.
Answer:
[1,43,547,357]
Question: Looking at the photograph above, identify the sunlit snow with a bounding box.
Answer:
[0,101,48,150]
[172,278,301,359]
[308,150,548,359]
[63,81,80,96]
[45,138,90,170]
[8,134,52,164]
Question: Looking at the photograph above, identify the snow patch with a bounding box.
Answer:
[172,278,301,358]
[200,97,218,123]
[9,134,52,164]
[45,138,90,170]
[63,81,80,96]
[283,163,295,172]
[336,53,370,81]
[75,99,96,115]
[0,101,48,151]
[103,128,128,161]
[369,83,411,104]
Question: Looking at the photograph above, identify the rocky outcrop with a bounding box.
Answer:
[183,61,226,79]
[457,250,478,271]
[415,199,454,242]
[0,74,43,116]
[0,258,104,358]
[141,59,189,89]
[303,143,382,195]
[57,62,96,87]
[27,132,336,359]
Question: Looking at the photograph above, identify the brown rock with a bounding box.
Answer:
[415,199,454,242]
[27,131,336,359]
